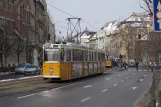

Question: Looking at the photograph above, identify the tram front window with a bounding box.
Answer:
[44,49,60,61]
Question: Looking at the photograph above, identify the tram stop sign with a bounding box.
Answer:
[153,0,161,32]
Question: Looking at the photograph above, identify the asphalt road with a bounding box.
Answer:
[0,67,153,107]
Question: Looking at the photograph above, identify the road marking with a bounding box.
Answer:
[140,79,143,82]
[106,78,111,81]
[51,82,82,91]
[139,70,141,72]
[113,84,118,87]
[121,80,124,83]
[81,97,91,102]
[17,94,35,99]
[101,89,108,92]
[131,87,138,90]
[133,74,136,76]
[144,75,146,77]
[149,70,151,71]
[84,85,92,88]
[118,75,121,76]
[126,78,129,80]
[144,70,147,71]
[129,76,132,78]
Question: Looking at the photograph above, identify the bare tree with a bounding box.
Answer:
[14,40,25,64]
[140,0,153,15]
[119,24,137,61]
[0,36,17,67]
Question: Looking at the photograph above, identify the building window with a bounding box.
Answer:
[6,0,9,10]
[18,22,20,31]
[5,19,10,33]
[0,0,3,7]
[23,24,25,35]
[0,18,4,28]
[22,4,24,15]
[11,21,14,32]
[11,0,14,12]
[18,5,20,15]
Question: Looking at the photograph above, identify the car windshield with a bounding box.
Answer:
[27,65,36,68]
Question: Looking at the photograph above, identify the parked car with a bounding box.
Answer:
[24,64,41,75]
[15,63,30,74]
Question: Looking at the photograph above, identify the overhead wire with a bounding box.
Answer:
[47,3,98,30]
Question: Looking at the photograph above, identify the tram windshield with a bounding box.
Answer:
[44,49,60,61]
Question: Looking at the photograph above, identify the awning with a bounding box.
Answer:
[13,29,23,41]
[0,27,6,37]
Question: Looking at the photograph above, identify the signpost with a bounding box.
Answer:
[153,0,161,32]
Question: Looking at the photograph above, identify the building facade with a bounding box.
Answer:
[0,0,28,67]
[0,0,52,67]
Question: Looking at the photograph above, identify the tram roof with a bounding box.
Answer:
[43,42,105,52]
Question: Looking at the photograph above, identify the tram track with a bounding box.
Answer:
[0,77,62,97]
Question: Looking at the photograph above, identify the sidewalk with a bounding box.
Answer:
[0,72,15,76]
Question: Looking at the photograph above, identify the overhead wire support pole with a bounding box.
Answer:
[67,18,81,43]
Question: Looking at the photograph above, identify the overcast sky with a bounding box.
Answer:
[46,0,144,37]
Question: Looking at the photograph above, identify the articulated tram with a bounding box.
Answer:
[42,42,105,81]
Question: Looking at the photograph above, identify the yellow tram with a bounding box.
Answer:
[42,42,105,81]
[105,57,112,67]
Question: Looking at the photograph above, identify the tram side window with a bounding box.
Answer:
[89,51,92,61]
[73,49,77,61]
[85,51,88,61]
[94,52,97,61]
[98,52,100,61]
[101,53,105,61]
[80,50,84,61]
[60,48,65,61]
[73,49,81,61]
[92,52,94,61]
[66,50,71,61]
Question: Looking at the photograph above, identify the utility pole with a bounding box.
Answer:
[26,1,29,63]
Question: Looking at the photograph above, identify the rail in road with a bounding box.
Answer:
[0,71,112,97]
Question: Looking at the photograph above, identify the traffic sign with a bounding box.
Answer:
[153,0,161,32]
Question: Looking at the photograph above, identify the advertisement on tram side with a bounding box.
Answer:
[72,63,82,78]
[94,63,98,74]
[89,63,92,75]
[98,63,100,73]
[84,63,88,76]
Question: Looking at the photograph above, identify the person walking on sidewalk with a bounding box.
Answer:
[135,61,139,71]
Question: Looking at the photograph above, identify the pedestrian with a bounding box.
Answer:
[150,63,154,72]
[123,61,127,69]
[135,61,139,71]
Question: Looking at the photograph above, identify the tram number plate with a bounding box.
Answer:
[49,68,53,70]
[49,68,54,72]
